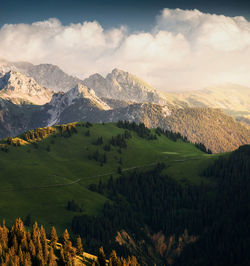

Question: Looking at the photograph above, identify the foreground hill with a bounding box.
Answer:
[0,122,210,233]
[0,121,214,265]
[0,122,249,265]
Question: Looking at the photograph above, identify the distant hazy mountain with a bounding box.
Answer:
[164,84,250,123]
[164,107,250,153]
[94,105,249,153]
[83,68,167,105]
[0,59,81,92]
[0,71,53,105]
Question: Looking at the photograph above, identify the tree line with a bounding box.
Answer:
[0,218,140,265]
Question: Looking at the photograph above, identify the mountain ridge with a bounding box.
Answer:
[83,68,167,105]
[0,71,53,105]
[0,59,81,92]
[0,59,249,153]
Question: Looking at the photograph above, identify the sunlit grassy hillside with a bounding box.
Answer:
[0,122,219,233]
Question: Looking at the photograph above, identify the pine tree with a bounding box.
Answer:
[23,252,32,266]
[36,247,44,266]
[50,226,58,248]
[62,229,70,247]
[98,246,106,266]
[47,247,56,266]
[130,255,139,265]
[12,235,18,253]
[32,222,40,243]
[1,220,9,250]
[59,246,65,264]
[29,240,36,257]
[18,246,24,265]
[76,235,83,255]
[109,250,119,266]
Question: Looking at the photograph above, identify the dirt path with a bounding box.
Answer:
[0,162,158,192]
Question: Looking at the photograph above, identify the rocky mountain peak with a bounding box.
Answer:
[71,83,96,98]
[0,71,53,105]
[83,68,167,105]
[110,68,126,76]
[0,59,81,92]
[65,83,111,110]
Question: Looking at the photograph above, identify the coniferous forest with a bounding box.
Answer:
[72,144,250,265]
[0,218,140,265]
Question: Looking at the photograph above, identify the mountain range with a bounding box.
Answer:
[0,59,249,153]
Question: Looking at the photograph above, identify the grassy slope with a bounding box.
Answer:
[0,123,220,234]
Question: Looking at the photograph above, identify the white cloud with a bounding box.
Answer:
[1,9,250,91]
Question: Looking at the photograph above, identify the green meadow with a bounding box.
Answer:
[0,122,221,233]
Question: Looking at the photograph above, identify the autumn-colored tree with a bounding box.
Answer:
[76,235,83,255]
[12,235,18,253]
[18,246,24,265]
[23,252,32,266]
[109,250,119,266]
[43,239,49,263]
[32,222,40,244]
[98,246,106,266]
[0,220,9,250]
[58,246,65,264]
[29,239,36,257]
[40,225,46,246]
[50,226,58,248]
[35,247,44,266]
[47,247,56,266]
[62,229,70,247]
[130,256,139,266]
[0,243,3,257]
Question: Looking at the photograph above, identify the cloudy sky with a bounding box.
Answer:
[1,0,250,91]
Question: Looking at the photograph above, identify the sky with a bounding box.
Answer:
[1,0,250,91]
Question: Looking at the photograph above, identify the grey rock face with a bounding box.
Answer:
[44,83,111,126]
[0,71,53,105]
[83,69,167,105]
[0,60,81,92]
